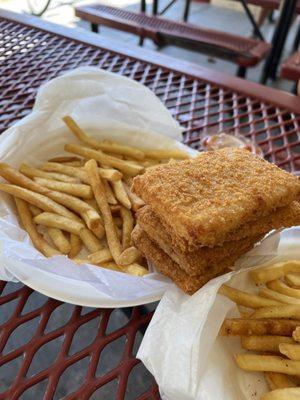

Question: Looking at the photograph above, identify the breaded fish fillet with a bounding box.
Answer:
[137,205,267,276]
[132,225,230,294]
[132,148,300,251]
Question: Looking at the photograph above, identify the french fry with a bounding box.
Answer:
[87,248,112,264]
[68,234,82,258]
[0,184,79,221]
[79,228,103,253]
[64,161,85,167]
[259,287,300,305]
[20,163,79,183]
[47,228,71,254]
[117,246,140,266]
[113,216,123,228]
[262,388,300,400]
[265,372,297,391]
[111,180,131,209]
[29,204,42,217]
[65,143,144,176]
[63,116,145,160]
[120,206,134,249]
[267,279,300,299]
[15,198,61,257]
[85,159,123,261]
[34,212,85,235]
[34,177,93,199]
[293,327,300,342]
[103,180,118,205]
[42,162,122,182]
[48,156,82,163]
[143,149,189,160]
[279,343,300,360]
[72,258,91,265]
[220,318,300,336]
[251,261,300,284]
[286,274,300,287]
[102,261,148,276]
[218,285,282,308]
[123,182,145,211]
[251,305,300,320]
[110,205,121,213]
[241,336,294,353]
[235,354,300,375]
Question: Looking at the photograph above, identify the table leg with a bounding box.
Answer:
[152,0,158,15]
[140,0,146,13]
[261,0,297,83]
[183,0,192,22]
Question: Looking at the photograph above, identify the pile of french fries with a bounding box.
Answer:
[0,116,188,276]
[219,260,300,399]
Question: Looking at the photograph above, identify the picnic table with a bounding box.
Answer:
[1,7,300,400]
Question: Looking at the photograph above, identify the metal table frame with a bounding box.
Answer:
[1,8,300,400]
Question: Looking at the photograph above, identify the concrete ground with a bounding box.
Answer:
[0,0,299,399]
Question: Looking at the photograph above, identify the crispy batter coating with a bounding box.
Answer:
[132,225,230,294]
[132,148,300,251]
[137,205,264,276]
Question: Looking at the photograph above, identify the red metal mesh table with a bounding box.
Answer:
[1,8,300,400]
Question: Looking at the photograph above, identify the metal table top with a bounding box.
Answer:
[1,8,300,400]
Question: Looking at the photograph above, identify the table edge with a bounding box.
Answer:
[1,8,300,114]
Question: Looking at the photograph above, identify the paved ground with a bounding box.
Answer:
[0,1,299,398]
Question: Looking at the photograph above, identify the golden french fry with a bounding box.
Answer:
[68,234,82,258]
[117,246,140,266]
[47,228,71,254]
[102,261,148,276]
[262,388,300,400]
[113,216,122,228]
[103,180,118,205]
[123,182,145,211]
[20,163,79,183]
[267,279,300,299]
[293,327,300,342]
[42,162,122,183]
[220,318,300,336]
[87,248,112,264]
[235,354,300,375]
[48,156,82,163]
[34,177,93,199]
[64,161,86,167]
[120,206,134,249]
[218,285,282,308]
[265,373,296,392]
[34,212,85,235]
[286,273,300,287]
[0,183,79,221]
[279,343,300,360]
[72,258,91,265]
[111,180,131,209]
[110,205,121,213]
[251,261,300,284]
[251,305,300,320]
[63,116,145,160]
[79,228,103,253]
[29,204,42,217]
[65,143,144,176]
[143,149,189,159]
[241,336,294,353]
[264,372,297,391]
[259,287,300,305]
[85,159,123,261]
[15,198,61,257]
[100,261,122,272]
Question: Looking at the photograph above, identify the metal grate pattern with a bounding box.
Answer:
[1,10,300,399]
[0,281,159,400]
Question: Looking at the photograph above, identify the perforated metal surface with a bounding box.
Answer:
[1,9,300,400]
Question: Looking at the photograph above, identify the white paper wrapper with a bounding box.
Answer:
[138,228,300,400]
[0,67,198,307]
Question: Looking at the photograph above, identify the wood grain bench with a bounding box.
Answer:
[75,3,271,78]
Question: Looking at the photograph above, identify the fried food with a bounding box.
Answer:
[138,205,263,276]
[47,227,71,254]
[34,212,85,235]
[241,336,294,353]
[251,260,300,284]
[132,148,300,250]
[262,388,300,400]
[131,225,229,294]
[235,354,300,375]
[264,372,297,391]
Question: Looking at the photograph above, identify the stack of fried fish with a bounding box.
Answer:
[131,148,300,294]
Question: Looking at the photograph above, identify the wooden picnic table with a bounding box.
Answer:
[1,7,300,400]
